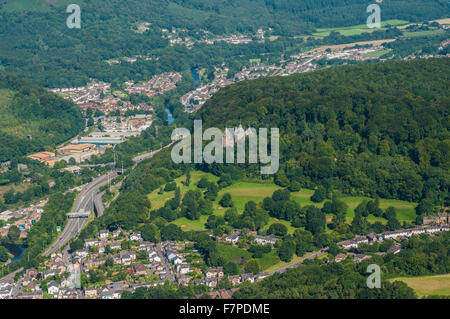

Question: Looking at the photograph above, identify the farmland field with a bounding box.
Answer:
[402,29,445,38]
[363,49,392,57]
[389,274,450,298]
[309,39,397,52]
[312,20,409,37]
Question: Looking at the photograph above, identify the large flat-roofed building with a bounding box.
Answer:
[27,152,55,164]
[78,137,124,145]
[58,143,96,155]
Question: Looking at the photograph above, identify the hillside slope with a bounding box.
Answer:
[196,58,449,203]
[0,0,448,87]
[0,72,84,161]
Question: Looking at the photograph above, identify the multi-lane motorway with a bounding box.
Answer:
[42,145,171,257]
[42,171,117,257]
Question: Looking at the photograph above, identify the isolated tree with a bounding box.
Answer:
[0,246,9,262]
[288,181,301,192]
[164,182,176,192]
[197,177,209,188]
[223,261,239,275]
[218,174,232,188]
[305,206,326,235]
[205,182,219,201]
[70,239,84,252]
[311,187,327,203]
[219,193,233,207]
[351,211,369,235]
[142,223,161,243]
[268,223,288,237]
[244,259,260,274]
[272,189,290,202]
[185,169,191,186]
[105,256,114,268]
[278,240,295,262]
[7,225,20,242]
[415,198,434,216]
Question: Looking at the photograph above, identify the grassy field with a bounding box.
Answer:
[148,170,417,233]
[310,39,397,53]
[217,244,252,264]
[216,243,281,271]
[363,49,392,57]
[313,20,409,37]
[389,274,450,298]
[402,29,445,38]
[147,170,219,211]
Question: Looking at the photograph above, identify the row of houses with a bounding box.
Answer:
[224,231,277,246]
[335,253,372,263]
[338,225,450,250]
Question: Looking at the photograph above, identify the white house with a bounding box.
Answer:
[225,233,240,244]
[254,235,277,245]
[130,232,142,241]
[99,230,109,239]
[47,281,60,295]
[177,263,190,275]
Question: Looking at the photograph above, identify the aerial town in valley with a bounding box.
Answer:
[162,27,266,49]
[0,4,449,303]
[180,40,450,111]
[1,216,448,299]
[0,200,47,241]
[48,71,182,113]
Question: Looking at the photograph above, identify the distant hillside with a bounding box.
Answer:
[0,0,448,87]
[1,0,448,28]
[0,72,84,161]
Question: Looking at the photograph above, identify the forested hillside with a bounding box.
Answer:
[82,59,449,242]
[0,72,84,161]
[197,58,449,206]
[0,0,448,87]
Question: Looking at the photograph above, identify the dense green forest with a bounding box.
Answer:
[0,0,448,87]
[196,58,449,206]
[0,72,84,161]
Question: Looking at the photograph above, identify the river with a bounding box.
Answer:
[165,108,174,124]
[5,244,25,261]
[192,68,200,86]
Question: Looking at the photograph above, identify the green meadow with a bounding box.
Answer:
[389,274,450,298]
[363,49,392,57]
[217,243,281,271]
[148,170,417,233]
[402,29,445,38]
[312,20,409,37]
